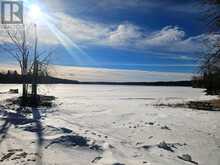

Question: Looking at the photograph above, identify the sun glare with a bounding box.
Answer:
[29,4,42,20]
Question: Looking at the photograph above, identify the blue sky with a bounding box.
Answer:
[0,0,213,74]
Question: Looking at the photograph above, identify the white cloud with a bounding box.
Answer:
[51,13,218,55]
[55,13,110,43]
[1,12,219,57]
[105,23,142,47]
[141,26,185,47]
[167,33,220,53]
[53,65,193,82]
[0,63,194,82]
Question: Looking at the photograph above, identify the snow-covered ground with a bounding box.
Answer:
[0,84,220,165]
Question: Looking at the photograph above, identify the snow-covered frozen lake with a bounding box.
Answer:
[0,84,220,165]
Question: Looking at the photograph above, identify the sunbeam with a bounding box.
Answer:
[23,0,96,66]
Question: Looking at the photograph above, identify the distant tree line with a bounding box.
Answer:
[0,71,192,86]
[0,70,79,84]
[0,70,20,83]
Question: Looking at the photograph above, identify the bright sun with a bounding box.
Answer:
[29,4,42,20]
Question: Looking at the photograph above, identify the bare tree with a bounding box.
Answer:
[32,24,38,102]
[203,0,220,31]
[0,24,52,106]
[30,24,53,105]
[200,0,220,94]
[0,25,32,103]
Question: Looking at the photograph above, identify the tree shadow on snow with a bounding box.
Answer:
[0,106,44,165]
